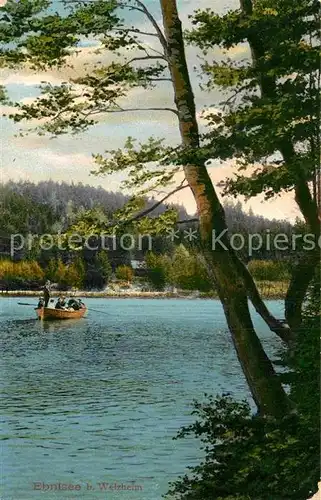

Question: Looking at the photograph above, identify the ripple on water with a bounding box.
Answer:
[1,298,284,499]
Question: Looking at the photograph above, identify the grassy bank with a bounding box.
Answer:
[0,281,289,300]
[256,280,289,299]
[200,281,289,300]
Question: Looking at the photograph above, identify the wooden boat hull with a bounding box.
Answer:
[35,307,87,320]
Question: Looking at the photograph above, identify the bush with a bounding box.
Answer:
[0,259,44,288]
[145,247,212,292]
[45,258,59,281]
[96,251,112,284]
[84,252,112,290]
[166,395,319,500]
[115,265,134,283]
[54,259,68,288]
[63,262,84,288]
[145,252,170,290]
[248,260,290,281]
[51,258,85,289]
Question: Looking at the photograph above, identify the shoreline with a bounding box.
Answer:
[0,282,288,300]
[1,290,206,299]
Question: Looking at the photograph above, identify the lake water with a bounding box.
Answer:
[0,298,284,500]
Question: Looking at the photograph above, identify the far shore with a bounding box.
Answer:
[1,290,190,299]
[0,281,288,300]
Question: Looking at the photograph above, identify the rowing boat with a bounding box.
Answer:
[35,306,87,320]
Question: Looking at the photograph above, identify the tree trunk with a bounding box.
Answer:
[159,0,291,418]
[285,249,320,330]
[284,156,320,330]
[233,256,294,343]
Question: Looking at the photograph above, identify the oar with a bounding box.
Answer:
[18,302,37,306]
[87,307,111,316]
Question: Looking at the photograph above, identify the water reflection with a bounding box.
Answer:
[40,319,88,334]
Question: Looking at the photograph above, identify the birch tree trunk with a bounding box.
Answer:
[159,0,291,418]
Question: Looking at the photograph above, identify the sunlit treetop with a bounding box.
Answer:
[187,0,320,200]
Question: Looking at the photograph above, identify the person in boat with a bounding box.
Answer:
[37,297,44,309]
[55,296,66,309]
[43,280,51,307]
[78,299,85,309]
[67,298,80,310]
[49,298,55,308]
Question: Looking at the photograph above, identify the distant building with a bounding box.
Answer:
[130,259,147,277]
[130,259,146,270]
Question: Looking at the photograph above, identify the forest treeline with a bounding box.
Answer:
[0,181,296,291]
[0,180,292,237]
[0,180,188,235]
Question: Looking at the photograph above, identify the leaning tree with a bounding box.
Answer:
[1,0,318,416]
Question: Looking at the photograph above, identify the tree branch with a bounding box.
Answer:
[129,184,188,222]
[234,258,295,344]
[147,77,172,81]
[42,100,179,126]
[108,183,189,227]
[88,55,167,86]
[141,45,166,58]
[120,28,159,37]
[120,1,168,53]
[221,85,250,110]
[177,218,199,224]
[126,55,166,63]
[100,106,179,116]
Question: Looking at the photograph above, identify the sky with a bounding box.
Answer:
[0,0,300,221]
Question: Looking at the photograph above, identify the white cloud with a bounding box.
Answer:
[0,72,63,87]
[36,151,93,169]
